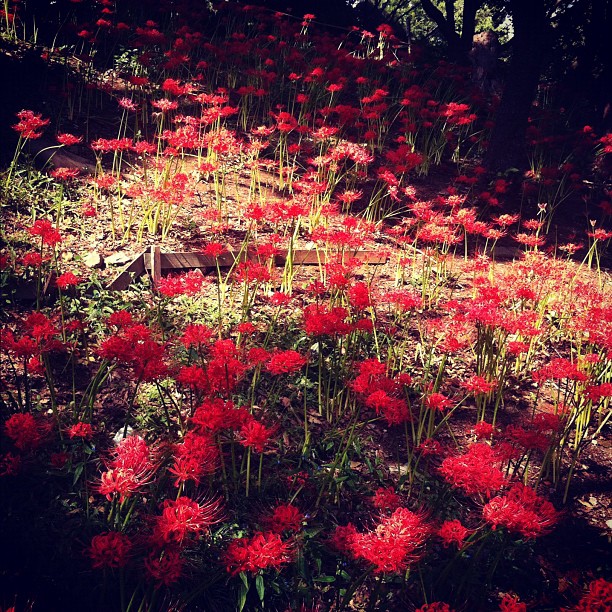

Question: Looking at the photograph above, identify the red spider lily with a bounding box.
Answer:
[12,110,49,139]
[176,365,209,393]
[144,548,184,586]
[1,329,37,359]
[248,347,272,366]
[97,467,154,502]
[50,167,80,181]
[95,436,157,501]
[205,339,247,394]
[483,482,560,538]
[98,325,167,382]
[503,423,553,453]
[67,422,94,439]
[437,519,469,548]
[265,503,304,534]
[232,260,272,284]
[239,420,276,453]
[303,304,352,336]
[461,375,496,395]
[88,532,132,569]
[0,452,21,477]
[371,486,402,512]
[365,390,411,425]
[473,421,496,439]
[180,323,214,349]
[425,392,453,412]
[224,531,294,575]
[341,507,431,574]
[106,310,134,329]
[56,133,82,146]
[266,350,308,375]
[191,398,249,434]
[151,99,179,112]
[92,173,116,190]
[202,242,225,257]
[415,603,454,612]
[585,382,612,402]
[439,443,507,497]
[156,270,205,297]
[498,594,527,611]
[56,272,80,289]
[169,431,218,487]
[532,358,589,384]
[153,496,223,545]
[28,219,62,247]
[235,322,257,335]
[4,413,48,450]
[514,233,546,248]
[21,252,44,267]
[348,282,372,311]
[91,137,132,153]
[110,435,154,470]
[571,578,612,611]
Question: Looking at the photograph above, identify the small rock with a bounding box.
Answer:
[83,251,103,268]
[105,252,132,266]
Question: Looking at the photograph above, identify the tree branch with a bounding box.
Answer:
[419,0,461,46]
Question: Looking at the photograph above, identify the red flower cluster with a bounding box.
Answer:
[98,323,167,382]
[157,270,205,297]
[239,420,276,453]
[334,507,430,574]
[499,593,527,612]
[153,496,223,545]
[439,443,507,497]
[532,358,588,384]
[56,271,80,290]
[4,413,46,450]
[88,531,132,569]
[28,219,62,247]
[371,486,402,512]
[437,519,469,548]
[266,349,308,375]
[570,578,612,611]
[415,603,454,612]
[191,398,250,434]
[265,503,304,533]
[482,483,560,538]
[144,548,184,586]
[351,359,411,425]
[169,431,218,486]
[96,435,155,502]
[224,531,293,575]
[303,304,352,336]
[68,422,94,440]
[12,109,49,139]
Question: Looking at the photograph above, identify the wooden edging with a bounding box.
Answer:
[106,247,388,291]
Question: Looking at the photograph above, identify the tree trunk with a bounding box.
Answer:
[484,0,548,172]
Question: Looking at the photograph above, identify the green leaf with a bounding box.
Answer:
[313,575,336,583]
[239,571,249,590]
[237,582,248,612]
[73,463,84,485]
[255,573,265,602]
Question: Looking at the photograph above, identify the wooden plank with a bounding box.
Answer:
[106,251,147,291]
[139,249,389,269]
[143,251,239,269]
[108,247,388,290]
[291,249,388,265]
[151,245,161,286]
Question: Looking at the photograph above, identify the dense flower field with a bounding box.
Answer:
[1,1,611,610]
